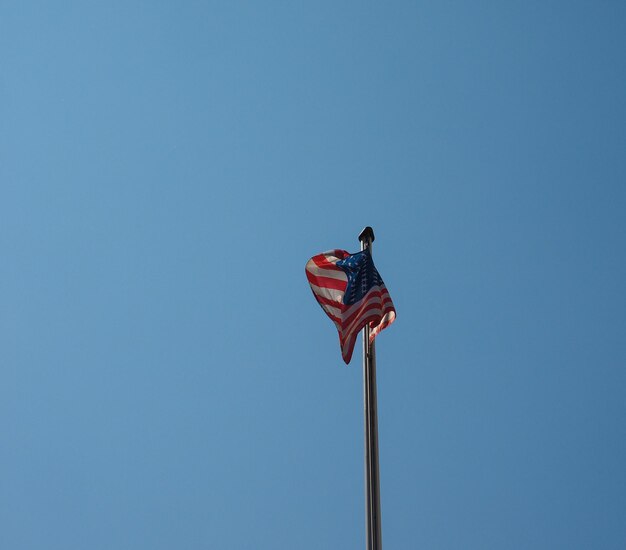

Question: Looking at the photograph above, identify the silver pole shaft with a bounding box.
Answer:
[359,227,382,550]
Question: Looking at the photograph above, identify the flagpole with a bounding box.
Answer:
[359,226,382,550]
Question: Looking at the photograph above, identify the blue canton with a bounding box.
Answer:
[336,249,385,306]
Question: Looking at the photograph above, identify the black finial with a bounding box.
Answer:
[358,226,375,244]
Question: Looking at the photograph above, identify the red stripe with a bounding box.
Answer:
[371,318,393,337]
[343,301,384,334]
[338,288,395,336]
[314,294,347,312]
[321,308,342,326]
[341,294,394,341]
[340,306,395,363]
[340,306,383,343]
[369,308,396,339]
[341,332,359,363]
[312,254,344,271]
[341,305,384,341]
[306,271,348,291]
[341,290,387,328]
[371,309,395,333]
[340,312,382,347]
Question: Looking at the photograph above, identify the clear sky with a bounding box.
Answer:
[2,1,626,549]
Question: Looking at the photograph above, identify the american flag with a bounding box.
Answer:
[305,248,396,364]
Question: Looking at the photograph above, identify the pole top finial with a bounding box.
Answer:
[358,226,375,244]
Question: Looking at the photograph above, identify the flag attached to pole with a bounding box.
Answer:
[305,248,396,364]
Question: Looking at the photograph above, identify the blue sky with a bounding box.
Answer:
[2,1,625,548]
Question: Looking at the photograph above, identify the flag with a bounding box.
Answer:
[305,248,396,364]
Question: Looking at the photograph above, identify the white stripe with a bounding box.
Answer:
[308,282,345,304]
[305,262,348,282]
[341,301,384,337]
[370,310,396,339]
[320,302,343,318]
[341,285,389,320]
[320,250,346,262]
[341,332,358,360]
[340,290,394,338]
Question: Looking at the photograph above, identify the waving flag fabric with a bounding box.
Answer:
[305,248,396,364]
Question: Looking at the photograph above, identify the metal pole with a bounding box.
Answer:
[359,226,382,550]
